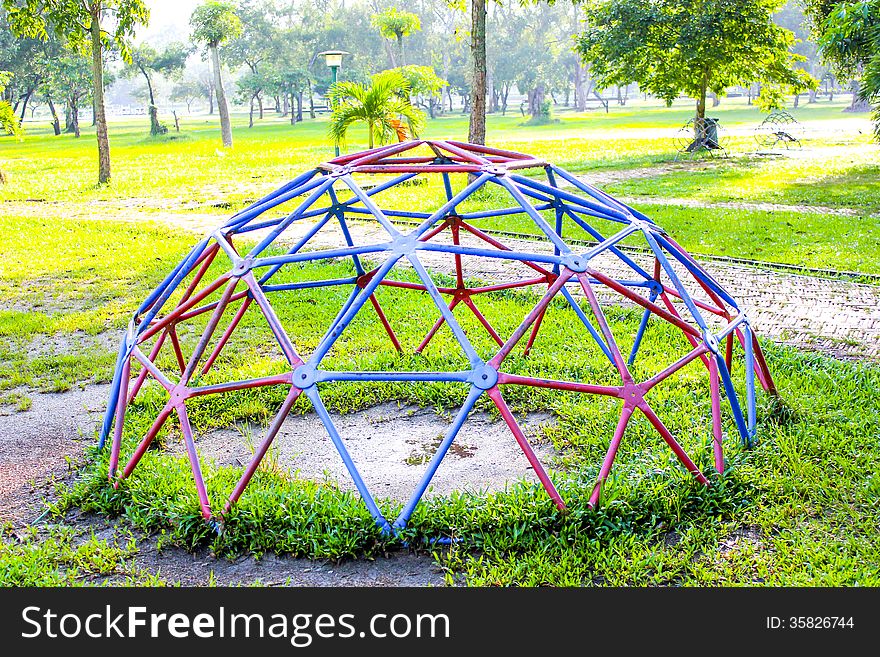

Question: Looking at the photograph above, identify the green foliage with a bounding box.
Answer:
[190,0,242,47]
[0,70,20,136]
[577,0,816,118]
[370,7,422,42]
[814,0,880,137]
[328,69,426,148]
[1,0,149,62]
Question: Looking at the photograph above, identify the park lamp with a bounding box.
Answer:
[318,50,349,156]
[319,49,349,69]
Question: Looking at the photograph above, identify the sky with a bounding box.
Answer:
[136,0,201,44]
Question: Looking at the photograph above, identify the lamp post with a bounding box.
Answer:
[319,49,349,157]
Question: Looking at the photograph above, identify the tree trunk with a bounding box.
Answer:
[397,34,405,67]
[248,96,254,128]
[18,85,34,121]
[846,80,871,112]
[69,99,80,138]
[574,62,588,112]
[296,91,303,122]
[290,93,296,125]
[307,79,315,119]
[141,66,163,136]
[793,93,799,108]
[172,110,180,132]
[90,15,110,183]
[210,43,233,147]
[258,94,263,120]
[468,0,487,145]
[208,91,214,114]
[47,97,61,136]
[282,94,289,116]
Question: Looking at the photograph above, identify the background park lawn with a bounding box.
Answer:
[1,98,879,586]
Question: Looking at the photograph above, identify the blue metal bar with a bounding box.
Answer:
[643,230,709,332]
[340,175,402,238]
[262,277,358,292]
[416,241,563,267]
[224,171,323,230]
[98,339,129,448]
[715,354,751,447]
[135,240,204,317]
[560,287,615,364]
[628,289,659,366]
[652,233,740,311]
[459,203,554,221]
[548,165,644,221]
[410,173,492,237]
[138,238,211,330]
[408,254,481,365]
[309,256,401,364]
[328,187,366,276]
[441,171,454,203]
[341,206,433,220]
[394,385,483,528]
[547,168,564,276]
[317,370,472,384]
[304,387,391,533]
[561,207,654,281]
[511,174,631,224]
[255,243,390,269]
[247,177,335,258]
[496,177,571,255]
[258,212,336,284]
[742,323,757,441]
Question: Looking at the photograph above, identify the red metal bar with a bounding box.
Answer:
[497,372,620,397]
[587,268,702,339]
[489,269,573,368]
[709,359,724,474]
[224,386,303,512]
[369,293,402,351]
[459,221,555,278]
[462,296,504,346]
[415,297,461,353]
[588,404,634,507]
[201,296,253,375]
[178,406,212,519]
[522,308,546,356]
[138,276,230,341]
[642,344,710,391]
[168,328,187,373]
[120,403,174,480]
[487,386,566,510]
[108,358,131,480]
[638,403,710,486]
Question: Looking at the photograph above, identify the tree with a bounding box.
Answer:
[0,70,21,135]
[46,49,92,137]
[3,0,149,183]
[170,78,203,113]
[190,1,241,148]
[371,7,421,67]
[808,0,879,130]
[125,42,188,135]
[391,64,447,117]
[468,0,487,144]
[328,69,425,148]
[577,0,814,147]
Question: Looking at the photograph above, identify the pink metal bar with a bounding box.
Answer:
[108,358,131,480]
[368,293,402,351]
[497,372,620,397]
[189,371,293,397]
[201,296,253,375]
[589,404,635,507]
[178,406,212,519]
[224,386,302,512]
[489,269,573,368]
[461,296,504,346]
[487,386,566,510]
[639,403,710,486]
[415,296,461,354]
[709,359,724,474]
[642,344,711,391]
[120,403,174,480]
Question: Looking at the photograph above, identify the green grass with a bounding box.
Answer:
[1,97,879,587]
[0,216,872,586]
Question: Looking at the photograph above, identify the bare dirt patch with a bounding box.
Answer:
[0,385,108,526]
[169,403,559,503]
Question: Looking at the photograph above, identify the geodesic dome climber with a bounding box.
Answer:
[98,139,777,535]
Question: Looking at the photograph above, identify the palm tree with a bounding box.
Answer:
[328,71,426,149]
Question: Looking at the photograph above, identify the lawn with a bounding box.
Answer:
[1,98,878,586]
